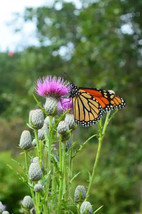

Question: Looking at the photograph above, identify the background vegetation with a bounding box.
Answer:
[0,0,142,213]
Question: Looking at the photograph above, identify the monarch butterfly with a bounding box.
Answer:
[70,84,126,127]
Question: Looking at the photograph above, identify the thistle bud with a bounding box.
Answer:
[44,116,55,127]
[57,121,69,134]
[19,130,32,150]
[29,109,44,129]
[65,113,75,129]
[74,185,86,203]
[0,201,4,212]
[32,139,36,147]
[22,196,34,210]
[2,211,9,214]
[31,157,43,169]
[34,183,43,192]
[32,156,39,163]
[44,97,58,115]
[38,123,48,140]
[28,163,42,181]
[80,201,93,214]
[57,121,70,141]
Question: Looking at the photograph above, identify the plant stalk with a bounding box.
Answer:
[86,112,111,200]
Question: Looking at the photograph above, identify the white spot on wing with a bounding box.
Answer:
[108,90,115,94]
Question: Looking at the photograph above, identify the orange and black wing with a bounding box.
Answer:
[80,88,126,112]
[72,89,104,127]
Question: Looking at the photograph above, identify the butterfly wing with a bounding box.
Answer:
[71,86,126,127]
[81,88,126,111]
[72,89,104,127]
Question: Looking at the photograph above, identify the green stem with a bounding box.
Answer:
[46,116,52,212]
[43,202,47,214]
[47,131,51,182]
[102,111,111,135]
[51,166,56,209]
[34,129,42,213]
[86,128,103,199]
[69,149,73,179]
[58,137,62,214]
[86,112,111,200]
[68,146,73,200]
[35,192,41,214]
[77,203,81,214]
[35,192,38,214]
[24,151,28,174]
[38,193,41,214]
[63,142,67,202]
[42,131,49,214]
[69,134,74,185]
[34,129,42,167]
[24,151,35,206]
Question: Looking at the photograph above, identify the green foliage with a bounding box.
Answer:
[0,118,25,152]
[73,141,140,214]
[0,152,29,213]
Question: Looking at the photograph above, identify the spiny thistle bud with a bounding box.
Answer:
[44,97,58,115]
[29,109,44,129]
[31,157,44,170]
[74,185,86,203]
[28,163,42,181]
[0,201,4,212]
[80,201,93,214]
[57,121,70,141]
[32,139,36,147]
[65,113,75,129]
[22,196,34,210]
[34,183,43,192]
[30,208,35,214]
[44,116,55,127]
[2,211,9,214]
[19,130,32,150]
[57,121,69,134]
[32,156,39,163]
[38,123,48,140]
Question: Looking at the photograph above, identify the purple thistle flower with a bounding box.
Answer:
[36,76,70,98]
[3,205,6,210]
[58,98,73,111]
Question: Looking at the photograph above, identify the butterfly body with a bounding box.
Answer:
[70,84,126,127]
